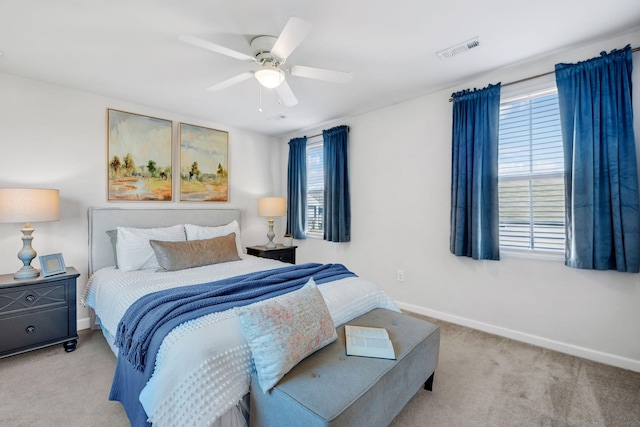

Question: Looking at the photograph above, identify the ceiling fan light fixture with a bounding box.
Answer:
[255,66,285,89]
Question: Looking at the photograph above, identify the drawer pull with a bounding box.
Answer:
[25,295,36,303]
[26,326,36,334]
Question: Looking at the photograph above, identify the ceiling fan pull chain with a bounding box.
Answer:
[258,84,263,112]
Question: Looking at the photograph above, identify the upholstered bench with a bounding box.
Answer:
[250,308,440,427]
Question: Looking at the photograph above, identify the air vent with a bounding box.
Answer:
[436,37,480,60]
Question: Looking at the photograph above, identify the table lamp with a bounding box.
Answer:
[258,197,286,249]
[0,188,60,279]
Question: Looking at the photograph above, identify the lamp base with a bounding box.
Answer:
[265,217,276,249]
[14,222,40,280]
[14,266,40,280]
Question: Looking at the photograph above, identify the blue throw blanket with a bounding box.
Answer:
[109,263,355,427]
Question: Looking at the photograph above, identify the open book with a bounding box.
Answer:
[345,325,396,360]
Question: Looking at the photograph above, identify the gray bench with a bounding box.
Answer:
[250,308,440,427]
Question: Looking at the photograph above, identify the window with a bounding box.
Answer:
[306,137,324,236]
[498,88,565,252]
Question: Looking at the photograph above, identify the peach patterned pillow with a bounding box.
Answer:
[236,278,337,392]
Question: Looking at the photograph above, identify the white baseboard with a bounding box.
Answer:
[395,300,640,373]
[77,317,91,331]
[78,304,640,373]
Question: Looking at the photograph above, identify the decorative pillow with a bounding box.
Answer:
[150,233,241,271]
[116,225,186,272]
[184,221,243,257]
[236,278,337,393]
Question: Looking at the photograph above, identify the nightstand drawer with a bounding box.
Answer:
[0,282,67,315]
[268,251,295,264]
[0,307,69,353]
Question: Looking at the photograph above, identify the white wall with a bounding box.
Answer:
[280,30,640,371]
[0,73,281,328]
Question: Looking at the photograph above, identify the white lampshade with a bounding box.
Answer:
[0,188,60,279]
[254,66,285,89]
[258,197,286,217]
[0,188,60,223]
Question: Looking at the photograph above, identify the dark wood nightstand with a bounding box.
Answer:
[0,267,80,358]
[246,244,298,264]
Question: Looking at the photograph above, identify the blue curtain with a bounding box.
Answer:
[323,125,351,242]
[450,83,501,260]
[286,136,308,239]
[555,46,640,272]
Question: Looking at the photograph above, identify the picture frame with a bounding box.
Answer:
[107,109,173,201]
[39,253,66,277]
[179,122,229,202]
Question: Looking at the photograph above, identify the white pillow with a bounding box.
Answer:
[116,225,186,272]
[184,221,243,256]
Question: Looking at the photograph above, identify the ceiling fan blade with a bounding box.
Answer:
[179,34,255,62]
[276,80,298,106]
[206,72,254,92]
[271,17,313,61]
[289,65,353,84]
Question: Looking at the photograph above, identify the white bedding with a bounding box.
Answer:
[82,257,399,427]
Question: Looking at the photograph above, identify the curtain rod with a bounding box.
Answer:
[448,46,639,102]
[306,126,350,140]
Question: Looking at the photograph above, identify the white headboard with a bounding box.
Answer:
[87,207,242,275]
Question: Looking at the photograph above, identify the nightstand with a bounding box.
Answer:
[0,267,80,358]
[246,244,298,264]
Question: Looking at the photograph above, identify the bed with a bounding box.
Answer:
[82,207,401,427]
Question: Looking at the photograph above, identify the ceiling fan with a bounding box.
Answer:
[179,17,353,107]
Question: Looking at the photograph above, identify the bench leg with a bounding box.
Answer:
[424,373,435,391]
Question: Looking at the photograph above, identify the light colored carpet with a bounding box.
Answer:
[391,315,640,427]
[1,315,639,426]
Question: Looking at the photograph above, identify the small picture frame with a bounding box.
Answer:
[39,253,66,277]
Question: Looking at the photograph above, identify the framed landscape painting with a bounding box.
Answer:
[179,123,229,202]
[107,109,173,201]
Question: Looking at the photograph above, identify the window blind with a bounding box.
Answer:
[306,141,324,234]
[498,90,565,252]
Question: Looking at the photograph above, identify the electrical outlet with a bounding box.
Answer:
[396,270,405,282]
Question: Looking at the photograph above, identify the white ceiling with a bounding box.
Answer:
[1,0,639,136]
